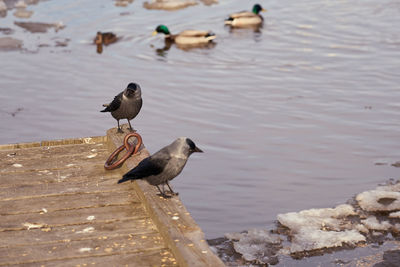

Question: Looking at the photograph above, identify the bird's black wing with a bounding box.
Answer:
[101,92,123,112]
[118,154,170,183]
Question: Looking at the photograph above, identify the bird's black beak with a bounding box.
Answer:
[193,146,203,153]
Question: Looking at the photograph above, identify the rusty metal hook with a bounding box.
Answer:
[104,132,143,170]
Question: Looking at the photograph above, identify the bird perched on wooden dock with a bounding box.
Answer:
[101,82,142,133]
[118,137,203,198]
[152,24,216,47]
[224,4,267,27]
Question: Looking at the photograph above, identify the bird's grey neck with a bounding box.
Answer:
[168,139,189,159]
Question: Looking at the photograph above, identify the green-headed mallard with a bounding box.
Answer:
[152,25,216,47]
[94,31,118,54]
[225,4,267,27]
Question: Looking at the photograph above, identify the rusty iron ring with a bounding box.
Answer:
[104,132,143,170]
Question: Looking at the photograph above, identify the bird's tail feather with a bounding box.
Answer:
[224,17,234,25]
[100,104,109,112]
[118,174,139,184]
[205,32,216,41]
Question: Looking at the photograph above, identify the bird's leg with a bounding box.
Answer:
[117,120,123,133]
[156,185,171,198]
[166,181,179,196]
[127,120,135,132]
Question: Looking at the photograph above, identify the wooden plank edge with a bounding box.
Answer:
[106,127,225,267]
[0,136,107,150]
[0,245,166,266]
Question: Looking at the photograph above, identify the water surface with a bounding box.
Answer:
[1,0,399,242]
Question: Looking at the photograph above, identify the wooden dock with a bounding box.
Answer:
[0,127,225,267]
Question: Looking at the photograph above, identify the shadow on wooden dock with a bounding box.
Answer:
[0,126,225,266]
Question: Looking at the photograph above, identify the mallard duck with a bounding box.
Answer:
[94,31,118,54]
[152,25,216,46]
[94,31,118,46]
[144,0,197,11]
[225,4,267,27]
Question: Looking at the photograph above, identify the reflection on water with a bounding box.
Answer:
[0,0,400,250]
[154,41,172,58]
[227,25,263,42]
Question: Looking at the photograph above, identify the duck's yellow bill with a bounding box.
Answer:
[152,31,158,36]
[262,8,267,12]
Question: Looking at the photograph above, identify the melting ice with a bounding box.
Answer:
[211,180,400,265]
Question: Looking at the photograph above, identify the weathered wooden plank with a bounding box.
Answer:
[0,142,41,150]
[0,231,166,266]
[0,152,108,174]
[0,133,177,266]
[0,142,107,159]
[0,163,120,189]
[0,136,106,151]
[1,204,147,231]
[14,249,177,267]
[107,128,225,267]
[0,217,157,247]
[0,190,140,215]
[0,173,122,200]
[135,180,220,266]
[40,136,106,147]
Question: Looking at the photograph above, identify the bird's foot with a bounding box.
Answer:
[129,127,136,133]
[169,191,179,196]
[117,128,124,134]
[158,193,172,199]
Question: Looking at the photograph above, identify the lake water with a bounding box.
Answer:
[1,0,399,247]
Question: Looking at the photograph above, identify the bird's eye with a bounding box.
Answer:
[186,138,196,150]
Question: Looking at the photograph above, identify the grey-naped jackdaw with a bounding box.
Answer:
[101,82,142,133]
[118,137,203,198]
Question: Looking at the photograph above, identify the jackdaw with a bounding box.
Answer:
[118,137,203,198]
[101,82,142,133]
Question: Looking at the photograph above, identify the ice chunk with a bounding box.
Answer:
[361,216,392,231]
[356,190,400,212]
[290,229,365,253]
[389,211,400,218]
[277,204,356,232]
[211,181,400,266]
[0,1,7,12]
[393,224,400,232]
[277,204,365,253]
[224,232,244,241]
[226,229,281,264]
[376,182,400,192]
[355,224,369,233]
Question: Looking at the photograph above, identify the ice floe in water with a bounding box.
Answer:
[210,180,400,266]
[225,229,281,264]
[356,184,400,212]
[277,204,366,253]
[361,216,392,231]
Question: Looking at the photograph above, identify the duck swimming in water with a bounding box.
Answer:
[94,31,118,54]
[152,25,216,47]
[225,4,267,28]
